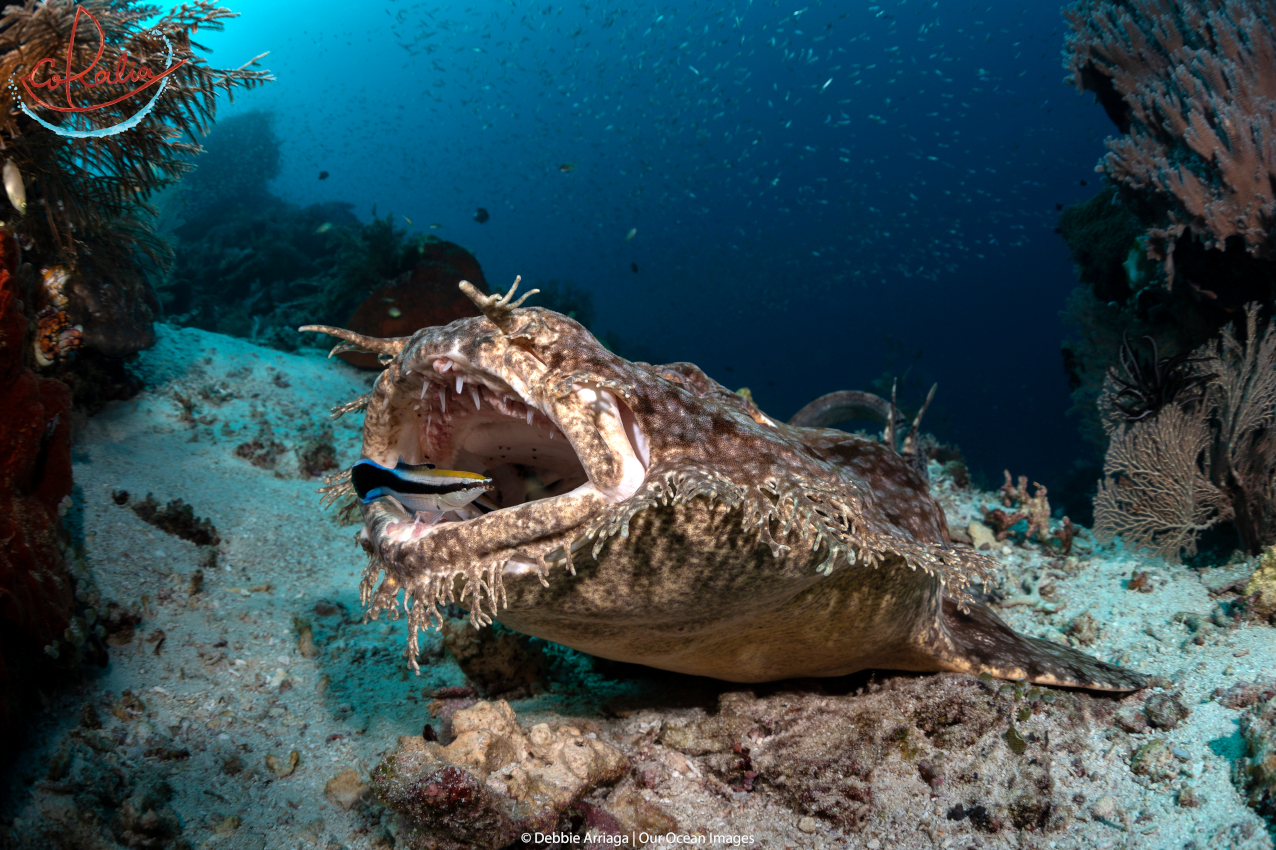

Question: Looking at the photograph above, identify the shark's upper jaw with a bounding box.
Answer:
[367,336,650,548]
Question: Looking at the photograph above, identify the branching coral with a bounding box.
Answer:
[1065,0,1276,275]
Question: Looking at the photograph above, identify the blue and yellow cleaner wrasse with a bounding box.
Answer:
[350,459,494,514]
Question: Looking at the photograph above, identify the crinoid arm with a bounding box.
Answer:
[459,276,540,334]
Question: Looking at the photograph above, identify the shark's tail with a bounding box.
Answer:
[938,597,1148,692]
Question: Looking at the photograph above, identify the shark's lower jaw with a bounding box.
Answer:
[371,353,649,553]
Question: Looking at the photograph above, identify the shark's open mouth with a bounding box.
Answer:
[372,351,650,546]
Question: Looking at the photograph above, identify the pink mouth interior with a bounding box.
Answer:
[384,361,590,536]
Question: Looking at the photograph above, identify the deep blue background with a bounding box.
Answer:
[171,0,1117,502]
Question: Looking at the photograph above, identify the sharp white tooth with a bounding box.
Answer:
[439,387,447,414]
[526,408,534,426]
[470,386,481,410]
[549,429,555,440]
[436,359,452,373]
[419,381,428,400]
[456,375,464,395]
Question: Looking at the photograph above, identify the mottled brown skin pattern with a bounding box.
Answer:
[308,294,1146,691]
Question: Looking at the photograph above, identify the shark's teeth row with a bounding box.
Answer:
[403,360,564,460]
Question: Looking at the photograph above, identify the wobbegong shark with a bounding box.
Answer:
[300,280,1145,691]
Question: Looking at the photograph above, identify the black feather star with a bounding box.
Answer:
[1108,333,1215,423]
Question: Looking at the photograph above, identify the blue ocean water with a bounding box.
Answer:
[179,0,1113,501]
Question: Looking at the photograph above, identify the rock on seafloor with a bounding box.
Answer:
[372,700,628,850]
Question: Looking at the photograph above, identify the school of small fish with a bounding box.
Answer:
[252,0,1088,312]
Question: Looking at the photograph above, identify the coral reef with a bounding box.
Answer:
[159,114,488,362]
[4,330,1271,848]
[1059,1,1276,456]
[371,700,628,850]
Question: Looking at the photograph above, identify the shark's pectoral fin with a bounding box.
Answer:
[934,597,1148,692]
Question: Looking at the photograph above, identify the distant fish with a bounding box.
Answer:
[403,215,413,226]
[318,171,329,180]
[631,262,639,274]
[474,207,490,223]
[315,222,333,234]
[429,223,444,229]
[625,227,637,241]
[559,163,575,173]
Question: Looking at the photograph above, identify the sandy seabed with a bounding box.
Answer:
[1,323,1274,850]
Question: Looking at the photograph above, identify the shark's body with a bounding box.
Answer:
[302,282,1145,690]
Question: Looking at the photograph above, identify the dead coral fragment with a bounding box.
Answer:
[129,493,220,546]
[441,618,546,697]
[1131,739,1180,782]
[371,700,627,850]
[296,431,338,478]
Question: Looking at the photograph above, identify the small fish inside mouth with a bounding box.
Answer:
[351,458,495,531]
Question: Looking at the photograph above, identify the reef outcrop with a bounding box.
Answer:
[339,240,488,369]
[0,228,73,748]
